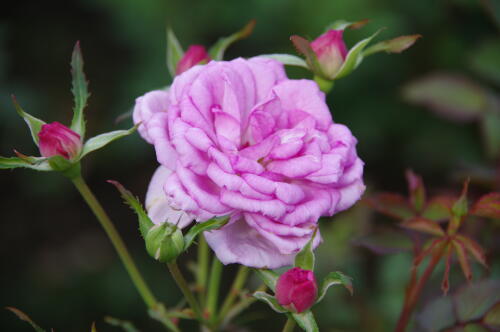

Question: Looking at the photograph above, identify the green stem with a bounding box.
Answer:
[282,317,296,332]
[71,175,179,332]
[197,235,209,305]
[167,262,205,323]
[217,265,249,324]
[206,257,223,323]
[220,284,267,329]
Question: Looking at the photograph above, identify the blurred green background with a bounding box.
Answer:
[1,0,499,331]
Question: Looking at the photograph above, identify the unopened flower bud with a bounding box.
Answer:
[145,223,184,263]
[176,45,211,75]
[275,267,318,313]
[310,30,348,79]
[38,122,82,160]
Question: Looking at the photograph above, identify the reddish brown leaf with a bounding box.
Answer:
[452,238,473,282]
[441,244,453,295]
[289,35,324,75]
[406,169,426,212]
[401,216,445,236]
[456,234,488,268]
[471,192,500,219]
[364,193,414,220]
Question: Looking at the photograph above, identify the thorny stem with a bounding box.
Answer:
[167,261,206,325]
[71,175,179,332]
[197,235,209,305]
[216,265,250,325]
[395,242,447,332]
[206,257,223,324]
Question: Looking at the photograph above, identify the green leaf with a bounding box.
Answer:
[290,35,325,77]
[11,95,46,146]
[253,291,287,313]
[449,179,470,235]
[403,73,489,122]
[183,216,229,250]
[363,34,421,56]
[5,307,47,332]
[455,279,500,323]
[80,125,137,159]
[316,271,353,303]
[325,19,370,31]
[104,316,140,332]
[291,311,319,332]
[335,29,381,80]
[70,41,89,139]
[464,323,489,332]
[294,228,317,271]
[209,20,256,61]
[481,106,500,160]
[258,54,308,69]
[0,156,51,171]
[107,180,154,239]
[166,28,184,78]
[255,269,279,292]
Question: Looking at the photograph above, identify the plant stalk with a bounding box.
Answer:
[71,175,179,332]
[282,317,296,332]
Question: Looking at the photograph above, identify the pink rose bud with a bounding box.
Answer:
[38,122,82,160]
[276,267,318,313]
[176,45,211,75]
[310,29,348,79]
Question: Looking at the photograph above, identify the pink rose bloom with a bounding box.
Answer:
[38,122,82,160]
[176,45,211,75]
[275,267,317,313]
[134,57,364,268]
[310,29,348,79]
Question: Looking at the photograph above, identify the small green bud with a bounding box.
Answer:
[145,223,184,263]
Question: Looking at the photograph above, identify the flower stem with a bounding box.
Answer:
[282,317,296,332]
[71,175,179,332]
[395,243,446,332]
[167,261,205,323]
[219,284,267,329]
[206,257,223,323]
[197,235,209,305]
[217,265,249,323]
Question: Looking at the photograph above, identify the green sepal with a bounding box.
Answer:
[291,311,319,332]
[294,228,317,271]
[326,19,370,31]
[47,155,81,178]
[107,180,154,239]
[0,155,51,171]
[70,41,90,139]
[5,307,47,332]
[104,316,140,332]
[209,20,256,61]
[80,125,138,159]
[255,269,279,292]
[334,29,382,80]
[183,216,229,251]
[166,28,184,78]
[290,35,325,78]
[253,291,287,313]
[11,95,46,146]
[363,34,421,56]
[258,54,308,69]
[145,223,184,263]
[316,271,353,303]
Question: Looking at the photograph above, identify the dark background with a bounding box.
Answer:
[1,0,499,331]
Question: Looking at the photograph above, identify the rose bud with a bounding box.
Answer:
[38,122,82,160]
[176,45,211,75]
[145,222,184,263]
[275,267,318,313]
[310,29,348,79]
